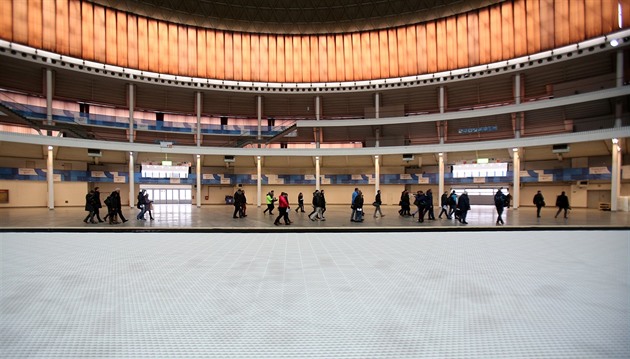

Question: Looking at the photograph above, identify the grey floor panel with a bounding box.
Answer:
[1,231,629,358]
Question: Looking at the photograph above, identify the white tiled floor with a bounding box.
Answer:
[2,231,628,358]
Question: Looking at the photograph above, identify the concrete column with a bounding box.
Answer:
[315,96,321,191]
[375,93,380,119]
[515,74,521,105]
[196,155,201,208]
[257,156,262,207]
[512,148,520,209]
[129,152,135,208]
[611,139,621,211]
[46,69,53,126]
[439,86,445,113]
[438,152,445,200]
[257,96,262,147]
[196,92,202,147]
[47,145,54,209]
[617,49,623,88]
[128,84,135,143]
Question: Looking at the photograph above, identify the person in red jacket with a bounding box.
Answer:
[274,192,292,225]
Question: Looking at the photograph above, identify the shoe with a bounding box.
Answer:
[285,222,291,225]
[83,219,88,223]
[320,218,326,221]
[462,221,468,224]
[381,214,385,217]
[98,220,104,223]
[310,217,315,221]
[90,220,97,224]
[122,219,128,223]
[350,219,356,222]
[150,217,154,220]
[418,219,424,223]
[233,216,238,218]
[274,222,280,226]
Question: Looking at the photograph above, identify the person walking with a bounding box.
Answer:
[426,189,435,220]
[373,189,384,218]
[533,190,545,218]
[412,190,427,222]
[309,190,325,221]
[295,192,305,212]
[274,192,292,225]
[448,190,458,219]
[241,190,248,217]
[144,192,154,221]
[233,189,244,218]
[263,190,276,215]
[457,191,471,224]
[110,188,128,223]
[83,190,97,224]
[353,190,365,222]
[136,189,147,220]
[93,187,104,222]
[554,191,571,219]
[399,190,411,216]
[350,188,360,222]
[494,187,507,225]
[438,191,449,219]
[103,192,118,224]
[320,190,327,219]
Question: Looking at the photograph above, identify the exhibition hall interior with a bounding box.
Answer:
[1,1,628,358]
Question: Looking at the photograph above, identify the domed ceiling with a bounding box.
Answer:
[89,0,502,34]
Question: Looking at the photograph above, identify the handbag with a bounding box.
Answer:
[372,202,378,206]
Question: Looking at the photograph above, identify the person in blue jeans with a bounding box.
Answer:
[136,189,147,220]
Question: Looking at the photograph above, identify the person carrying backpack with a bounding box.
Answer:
[494,187,507,225]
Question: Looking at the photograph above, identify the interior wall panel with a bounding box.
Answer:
[168,23,179,75]
[81,1,93,60]
[136,17,147,70]
[13,0,28,45]
[466,13,479,66]
[477,8,491,65]
[490,5,502,62]
[301,36,310,83]
[333,34,343,81]
[327,35,336,81]
[368,32,378,79]
[188,27,197,78]
[206,30,217,79]
[276,35,285,82]
[54,0,68,54]
[416,24,428,73]
[569,0,586,43]
[0,0,13,42]
[260,35,270,82]
[115,11,127,67]
[405,25,418,76]
[343,34,352,80]
[445,17,457,70]
[426,22,437,73]
[268,34,276,82]
[284,35,294,82]
[41,0,54,50]
[526,0,541,54]
[147,20,159,73]
[28,0,43,49]
[456,14,468,69]
[1,0,626,83]
[309,35,319,82]
[379,30,389,78]
[501,2,514,59]
[232,32,242,81]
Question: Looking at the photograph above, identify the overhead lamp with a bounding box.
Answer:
[610,39,621,47]
[512,147,518,152]
[438,152,443,156]
[612,138,619,144]
[47,145,53,150]
[196,154,200,158]
[374,155,379,159]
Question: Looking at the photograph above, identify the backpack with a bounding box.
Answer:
[104,196,112,207]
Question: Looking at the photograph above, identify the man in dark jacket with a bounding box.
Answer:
[457,191,471,224]
[233,189,244,218]
[438,191,449,219]
[533,190,545,218]
[83,190,97,224]
[554,191,571,219]
[494,187,507,225]
[93,187,104,222]
[111,188,128,223]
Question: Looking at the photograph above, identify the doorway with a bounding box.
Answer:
[140,185,192,205]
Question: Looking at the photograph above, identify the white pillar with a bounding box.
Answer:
[611,139,621,211]
[257,96,262,147]
[129,152,135,208]
[196,92,202,147]
[512,148,520,209]
[438,152,445,200]
[128,84,135,143]
[315,156,321,191]
[375,93,380,119]
[374,155,380,194]
[46,69,53,126]
[515,74,521,105]
[47,145,54,209]
[439,86,445,113]
[257,156,262,207]
[196,155,201,208]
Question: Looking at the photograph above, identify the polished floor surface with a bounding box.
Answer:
[0,204,629,231]
[1,230,629,358]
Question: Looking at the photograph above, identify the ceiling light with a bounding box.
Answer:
[612,138,619,144]
[610,39,620,47]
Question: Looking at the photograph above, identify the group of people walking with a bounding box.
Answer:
[83,187,128,224]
